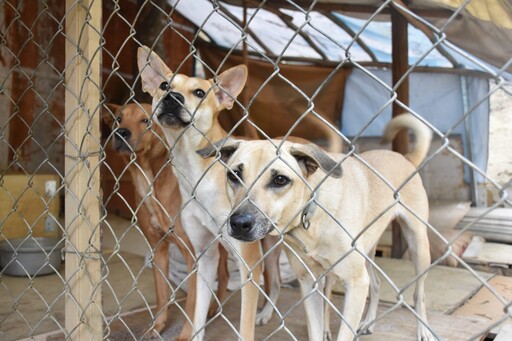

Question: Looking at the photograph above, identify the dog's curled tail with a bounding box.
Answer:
[383,113,433,167]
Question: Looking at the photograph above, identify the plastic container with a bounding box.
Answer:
[0,237,63,276]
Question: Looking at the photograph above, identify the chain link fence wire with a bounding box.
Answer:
[0,0,511,340]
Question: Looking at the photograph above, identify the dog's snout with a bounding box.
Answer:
[165,91,184,105]
[230,212,254,235]
[115,128,131,140]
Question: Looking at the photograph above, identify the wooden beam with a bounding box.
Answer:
[240,0,260,139]
[392,0,459,67]
[391,7,409,258]
[65,0,102,340]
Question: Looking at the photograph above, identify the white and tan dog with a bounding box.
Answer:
[137,46,276,340]
[198,113,436,340]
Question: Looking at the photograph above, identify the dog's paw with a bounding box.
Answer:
[207,303,220,319]
[359,327,373,336]
[323,330,332,341]
[358,320,375,335]
[255,307,273,326]
[418,325,438,341]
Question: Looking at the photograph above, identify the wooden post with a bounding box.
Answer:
[65,1,103,340]
[240,0,259,139]
[391,7,409,258]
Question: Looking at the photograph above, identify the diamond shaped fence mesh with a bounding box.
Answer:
[0,1,511,340]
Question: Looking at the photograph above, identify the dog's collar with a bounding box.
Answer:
[301,201,316,230]
[283,200,316,254]
[285,230,309,254]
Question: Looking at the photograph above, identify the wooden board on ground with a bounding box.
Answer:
[332,257,494,313]
[462,237,512,275]
[455,207,512,243]
[453,275,512,324]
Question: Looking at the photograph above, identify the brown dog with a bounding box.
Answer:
[103,103,199,340]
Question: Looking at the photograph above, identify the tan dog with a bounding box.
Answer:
[103,103,201,340]
[198,113,436,340]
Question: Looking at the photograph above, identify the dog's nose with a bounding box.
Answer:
[115,128,131,140]
[165,91,184,105]
[230,213,254,234]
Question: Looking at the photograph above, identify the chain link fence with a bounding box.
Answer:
[0,0,511,340]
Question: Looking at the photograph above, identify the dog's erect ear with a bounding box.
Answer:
[137,46,172,96]
[215,65,248,110]
[289,143,342,178]
[196,138,242,163]
[102,103,121,126]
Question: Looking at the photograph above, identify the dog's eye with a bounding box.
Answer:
[272,175,290,187]
[193,89,206,98]
[227,169,242,184]
[159,82,170,91]
[116,116,121,123]
[141,118,149,124]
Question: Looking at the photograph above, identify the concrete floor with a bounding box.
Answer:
[0,215,506,340]
[37,286,491,341]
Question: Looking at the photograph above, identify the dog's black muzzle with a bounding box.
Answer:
[113,128,132,152]
[157,91,189,127]
[229,212,260,242]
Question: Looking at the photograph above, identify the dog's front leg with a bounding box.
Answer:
[336,270,369,341]
[257,236,281,326]
[145,235,171,338]
[323,274,335,341]
[239,241,263,341]
[192,242,220,341]
[298,275,325,341]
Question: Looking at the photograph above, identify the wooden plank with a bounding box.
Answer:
[463,239,512,267]
[462,207,512,221]
[0,174,60,240]
[64,0,102,340]
[453,276,512,323]
[455,208,512,242]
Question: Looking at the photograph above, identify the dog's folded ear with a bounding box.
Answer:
[102,103,121,126]
[214,65,248,110]
[137,46,172,96]
[196,138,242,163]
[289,143,342,178]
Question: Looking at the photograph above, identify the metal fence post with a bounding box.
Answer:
[65,0,103,340]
